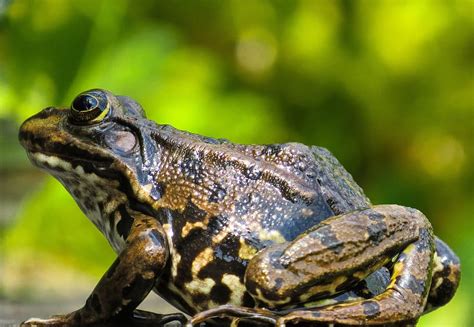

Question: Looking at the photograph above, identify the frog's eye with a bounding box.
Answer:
[70,90,110,124]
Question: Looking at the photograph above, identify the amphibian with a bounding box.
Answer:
[19,89,460,326]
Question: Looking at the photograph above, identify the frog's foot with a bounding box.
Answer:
[128,309,187,326]
[276,310,417,327]
[21,318,63,327]
[22,310,186,327]
[21,312,78,327]
[187,305,279,326]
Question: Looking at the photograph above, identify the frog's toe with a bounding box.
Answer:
[188,305,278,326]
[131,309,187,326]
[21,316,70,327]
[21,317,47,327]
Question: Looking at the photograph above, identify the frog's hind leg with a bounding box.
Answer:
[277,224,434,326]
[245,205,435,326]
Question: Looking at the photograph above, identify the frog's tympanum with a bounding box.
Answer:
[19,89,460,327]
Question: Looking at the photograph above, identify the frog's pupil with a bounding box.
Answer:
[73,95,99,112]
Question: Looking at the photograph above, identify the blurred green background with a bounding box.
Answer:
[0,0,472,326]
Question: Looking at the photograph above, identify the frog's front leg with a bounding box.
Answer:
[248,204,434,326]
[22,212,185,327]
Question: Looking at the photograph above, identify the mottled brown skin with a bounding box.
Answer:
[18,89,460,326]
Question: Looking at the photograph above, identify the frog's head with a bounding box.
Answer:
[19,89,162,222]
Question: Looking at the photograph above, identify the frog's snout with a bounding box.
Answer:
[18,107,66,151]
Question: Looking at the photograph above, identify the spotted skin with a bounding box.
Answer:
[18,89,460,327]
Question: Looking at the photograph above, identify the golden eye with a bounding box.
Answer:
[70,90,110,124]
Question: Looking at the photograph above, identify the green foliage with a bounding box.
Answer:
[4,179,115,276]
[1,0,472,325]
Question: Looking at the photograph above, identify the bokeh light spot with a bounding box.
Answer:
[236,28,277,75]
[410,132,465,178]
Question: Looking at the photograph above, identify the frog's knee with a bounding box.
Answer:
[372,204,433,235]
[244,243,298,308]
[244,243,336,308]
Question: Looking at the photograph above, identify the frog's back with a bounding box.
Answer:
[152,129,341,242]
[309,146,371,214]
[153,125,369,213]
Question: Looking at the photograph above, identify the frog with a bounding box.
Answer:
[19,89,460,327]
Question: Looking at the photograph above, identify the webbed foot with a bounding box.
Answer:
[21,312,78,327]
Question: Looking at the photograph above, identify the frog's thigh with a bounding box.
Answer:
[75,213,170,325]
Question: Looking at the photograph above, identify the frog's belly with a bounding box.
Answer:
[155,228,254,314]
[154,271,251,316]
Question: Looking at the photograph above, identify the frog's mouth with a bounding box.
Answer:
[20,135,115,180]
[25,150,112,176]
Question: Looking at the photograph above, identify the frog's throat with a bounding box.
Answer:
[29,151,128,253]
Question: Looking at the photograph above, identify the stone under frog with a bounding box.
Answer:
[19,89,460,326]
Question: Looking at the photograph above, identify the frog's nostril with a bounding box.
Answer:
[18,120,34,146]
[39,106,58,117]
